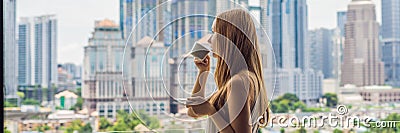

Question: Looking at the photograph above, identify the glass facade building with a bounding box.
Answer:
[3,0,18,102]
[17,15,58,103]
[381,0,400,87]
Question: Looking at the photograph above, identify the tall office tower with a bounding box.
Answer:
[263,0,322,102]
[3,0,18,103]
[131,36,170,115]
[18,18,33,86]
[341,0,385,86]
[381,0,400,87]
[265,0,308,69]
[83,19,132,118]
[120,0,171,45]
[337,11,347,37]
[169,0,215,113]
[33,15,58,90]
[308,28,334,79]
[17,15,58,102]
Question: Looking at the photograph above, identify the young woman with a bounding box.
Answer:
[186,9,270,133]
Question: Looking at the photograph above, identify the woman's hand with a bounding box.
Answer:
[194,55,210,72]
[186,96,216,116]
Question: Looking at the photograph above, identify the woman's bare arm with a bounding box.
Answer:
[210,75,252,133]
[187,71,209,118]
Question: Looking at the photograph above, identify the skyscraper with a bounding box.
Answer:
[170,0,214,99]
[17,15,58,103]
[263,0,322,102]
[381,0,400,87]
[120,0,171,45]
[83,19,132,118]
[308,28,334,79]
[18,18,33,86]
[341,0,385,86]
[33,15,58,89]
[4,0,18,103]
[265,0,308,69]
[337,11,347,37]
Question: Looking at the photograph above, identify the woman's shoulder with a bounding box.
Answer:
[224,71,255,92]
[227,71,255,84]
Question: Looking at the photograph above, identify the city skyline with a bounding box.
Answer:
[6,0,400,132]
[17,0,382,65]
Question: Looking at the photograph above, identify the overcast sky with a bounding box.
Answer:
[17,0,381,65]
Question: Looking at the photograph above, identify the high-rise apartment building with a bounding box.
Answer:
[18,18,33,86]
[341,0,385,86]
[17,16,58,88]
[17,15,58,102]
[381,0,400,87]
[3,0,19,103]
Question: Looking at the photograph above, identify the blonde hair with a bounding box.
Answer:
[209,9,270,126]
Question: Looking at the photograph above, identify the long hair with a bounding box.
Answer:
[209,9,269,126]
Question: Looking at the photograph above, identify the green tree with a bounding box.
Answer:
[278,93,299,102]
[74,97,83,110]
[295,126,306,133]
[271,93,304,113]
[17,91,25,99]
[108,111,131,131]
[4,127,11,133]
[280,128,285,133]
[22,98,40,105]
[76,87,82,97]
[323,93,338,107]
[4,101,17,107]
[293,101,306,111]
[304,107,323,112]
[333,128,343,133]
[137,110,160,129]
[43,125,51,130]
[65,120,83,133]
[99,117,112,131]
[80,123,92,133]
[276,99,290,113]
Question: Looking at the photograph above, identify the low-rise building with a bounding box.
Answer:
[54,90,78,110]
[359,86,400,103]
[339,84,400,104]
